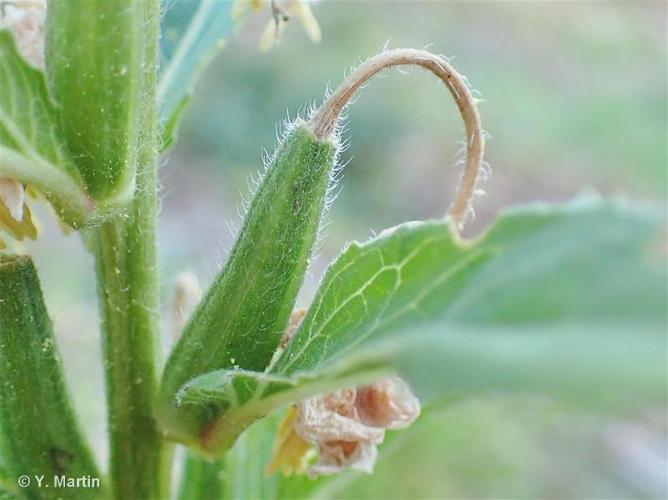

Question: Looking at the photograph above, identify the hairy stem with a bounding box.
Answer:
[308,48,485,231]
[90,1,167,498]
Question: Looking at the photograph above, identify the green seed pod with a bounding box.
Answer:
[158,123,338,450]
[45,1,146,202]
[0,255,102,499]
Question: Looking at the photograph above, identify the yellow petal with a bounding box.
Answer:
[0,199,37,241]
[265,407,313,476]
[288,0,321,44]
[258,16,285,52]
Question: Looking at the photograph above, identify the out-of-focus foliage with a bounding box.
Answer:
[158,0,236,149]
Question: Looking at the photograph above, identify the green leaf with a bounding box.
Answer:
[275,197,666,375]
[172,199,666,454]
[0,30,94,227]
[177,324,666,456]
[158,0,235,151]
[0,256,104,499]
[45,0,146,202]
[158,124,338,450]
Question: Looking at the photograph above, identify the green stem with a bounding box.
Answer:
[91,1,167,498]
[94,221,165,498]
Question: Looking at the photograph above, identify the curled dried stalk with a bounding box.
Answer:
[308,48,485,232]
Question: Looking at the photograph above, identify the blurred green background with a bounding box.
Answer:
[26,1,666,498]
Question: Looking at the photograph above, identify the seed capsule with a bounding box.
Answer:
[159,123,338,447]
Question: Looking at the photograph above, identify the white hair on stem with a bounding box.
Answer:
[306,48,487,233]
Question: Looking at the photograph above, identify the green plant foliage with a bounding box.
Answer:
[158,124,338,449]
[158,0,235,151]
[0,256,103,499]
[222,411,318,499]
[276,197,666,375]
[170,199,667,454]
[0,31,91,227]
[0,462,16,500]
[0,488,18,500]
[177,452,225,500]
[175,412,321,500]
[174,414,300,500]
[1,1,665,498]
[45,0,145,202]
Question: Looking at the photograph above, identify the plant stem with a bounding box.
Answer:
[91,1,167,498]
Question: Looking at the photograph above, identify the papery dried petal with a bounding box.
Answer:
[270,378,419,477]
[0,0,46,69]
[170,271,202,339]
[295,388,384,444]
[309,439,377,477]
[281,307,306,347]
[356,376,421,430]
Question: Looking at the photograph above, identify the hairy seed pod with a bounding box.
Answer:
[158,123,338,448]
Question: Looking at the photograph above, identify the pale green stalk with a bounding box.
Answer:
[90,1,167,498]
